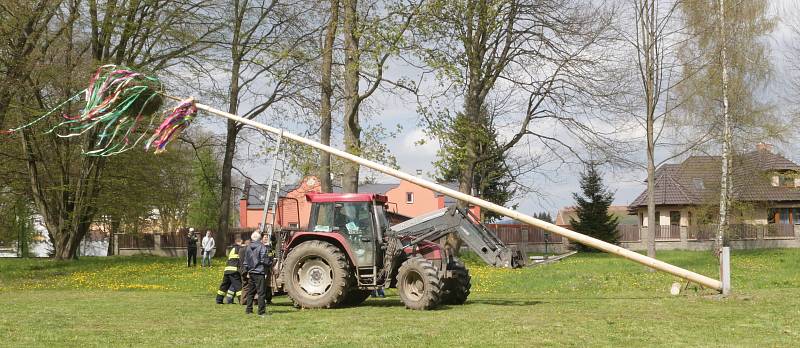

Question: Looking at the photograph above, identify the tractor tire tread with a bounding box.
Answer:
[282,240,351,309]
[397,255,442,310]
[441,259,471,305]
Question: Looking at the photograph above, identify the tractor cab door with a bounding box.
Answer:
[332,202,377,268]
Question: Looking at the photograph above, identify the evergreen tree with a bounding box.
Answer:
[570,163,619,251]
[435,112,517,222]
[534,212,553,224]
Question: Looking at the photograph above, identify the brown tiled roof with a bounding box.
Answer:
[629,149,800,207]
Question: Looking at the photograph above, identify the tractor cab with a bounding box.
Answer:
[304,192,389,269]
[287,193,389,285]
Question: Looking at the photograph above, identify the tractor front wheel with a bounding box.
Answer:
[441,258,471,305]
[397,256,442,310]
[283,240,350,309]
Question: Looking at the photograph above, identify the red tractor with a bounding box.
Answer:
[270,192,524,310]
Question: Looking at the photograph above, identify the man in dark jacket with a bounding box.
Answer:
[216,238,244,304]
[239,239,251,305]
[186,228,198,267]
[243,231,272,316]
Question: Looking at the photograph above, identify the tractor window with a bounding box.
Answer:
[334,202,374,236]
[375,204,390,230]
[310,203,336,232]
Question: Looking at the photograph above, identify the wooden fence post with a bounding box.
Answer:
[521,226,528,254]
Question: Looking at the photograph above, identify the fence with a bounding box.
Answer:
[486,224,564,244]
[618,225,640,242]
[116,227,258,257]
[687,224,794,241]
[112,222,798,256]
[117,234,154,249]
[766,224,795,239]
[488,222,798,252]
[658,225,681,240]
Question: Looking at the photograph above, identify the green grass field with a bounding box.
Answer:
[2,249,799,347]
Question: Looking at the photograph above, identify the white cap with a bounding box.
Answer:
[189,228,194,232]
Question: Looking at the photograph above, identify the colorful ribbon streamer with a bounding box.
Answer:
[146,98,197,154]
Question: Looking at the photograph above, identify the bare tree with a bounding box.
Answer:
[340,0,417,193]
[411,1,620,226]
[213,0,318,242]
[678,0,775,254]
[5,0,216,259]
[613,0,710,259]
[714,0,731,255]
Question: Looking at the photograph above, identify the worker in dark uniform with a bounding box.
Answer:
[244,231,271,316]
[186,228,198,267]
[215,238,244,304]
[239,238,251,306]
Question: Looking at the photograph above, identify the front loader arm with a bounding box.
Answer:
[390,207,525,268]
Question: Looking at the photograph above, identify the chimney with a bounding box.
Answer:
[756,142,774,152]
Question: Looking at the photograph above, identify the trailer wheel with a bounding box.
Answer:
[283,240,350,309]
[341,289,372,307]
[441,259,471,305]
[397,256,442,310]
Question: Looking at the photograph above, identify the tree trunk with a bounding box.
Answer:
[217,4,244,250]
[342,0,360,193]
[716,0,731,255]
[644,1,657,259]
[318,0,339,193]
[0,91,11,129]
[646,156,657,259]
[106,217,120,256]
[217,121,238,249]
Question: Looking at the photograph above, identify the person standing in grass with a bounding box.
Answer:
[216,238,244,304]
[243,231,271,316]
[239,238,251,305]
[201,230,215,267]
[186,228,198,267]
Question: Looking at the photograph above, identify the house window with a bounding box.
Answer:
[406,192,414,204]
[770,208,792,224]
[779,175,795,188]
[779,208,791,224]
[794,209,800,225]
[693,178,705,190]
[688,211,693,226]
[670,211,681,226]
[639,212,644,226]
[655,211,661,225]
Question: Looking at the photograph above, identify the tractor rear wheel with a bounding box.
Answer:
[283,240,350,309]
[397,256,442,310]
[441,259,471,305]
